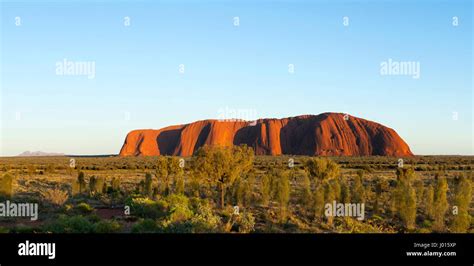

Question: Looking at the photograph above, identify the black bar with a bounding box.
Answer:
[0,233,472,265]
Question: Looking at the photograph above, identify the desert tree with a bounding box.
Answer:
[244,171,256,206]
[423,184,434,219]
[89,176,97,195]
[313,183,325,220]
[274,170,291,222]
[340,177,351,204]
[156,157,184,195]
[0,173,14,198]
[432,174,449,232]
[304,158,340,221]
[299,171,313,211]
[392,168,417,230]
[77,171,86,194]
[193,145,254,208]
[71,181,80,196]
[189,176,201,197]
[414,180,425,206]
[232,170,255,207]
[351,170,366,204]
[89,176,105,195]
[144,172,153,197]
[100,176,107,194]
[305,158,340,183]
[261,173,272,206]
[110,177,121,192]
[329,178,341,202]
[373,177,384,215]
[324,181,337,226]
[175,174,185,195]
[450,174,472,233]
[27,164,36,176]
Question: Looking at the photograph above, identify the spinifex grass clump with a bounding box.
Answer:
[41,187,69,206]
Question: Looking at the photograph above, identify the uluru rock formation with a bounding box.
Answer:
[119,113,413,157]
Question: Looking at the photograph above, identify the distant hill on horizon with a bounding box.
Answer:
[17,151,66,157]
[120,112,414,157]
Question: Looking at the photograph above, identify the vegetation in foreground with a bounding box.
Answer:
[0,147,473,233]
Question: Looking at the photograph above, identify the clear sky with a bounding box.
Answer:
[0,0,472,156]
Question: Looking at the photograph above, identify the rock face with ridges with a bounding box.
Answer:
[119,113,413,157]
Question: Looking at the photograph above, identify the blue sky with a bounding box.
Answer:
[0,0,472,156]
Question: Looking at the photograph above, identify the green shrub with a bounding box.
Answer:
[45,215,94,233]
[235,211,255,233]
[132,219,159,233]
[74,202,95,214]
[11,225,40,233]
[159,199,222,233]
[125,196,168,219]
[166,194,193,223]
[93,220,121,233]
